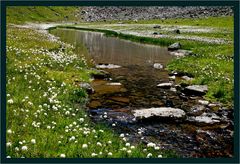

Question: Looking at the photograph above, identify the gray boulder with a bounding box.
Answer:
[187,112,221,125]
[133,107,186,120]
[170,50,193,57]
[157,83,173,89]
[168,42,181,51]
[184,85,208,95]
[153,63,163,69]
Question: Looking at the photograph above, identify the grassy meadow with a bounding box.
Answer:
[5,6,234,158]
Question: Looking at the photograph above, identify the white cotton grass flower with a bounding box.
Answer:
[82,144,88,149]
[7,99,14,104]
[15,147,19,151]
[97,142,102,146]
[107,141,112,144]
[120,133,124,138]
[31,139,36,144]
[21,146,28,151]
[6,142,12,147]
[6,156,11,158]
[147,142,156,148]
[130,146,135,149]
[158,154,163,158]
[7,129,12,134]
[91,153,98,157]
[108,152,112,156]
[154,146,160,150]
[147,153,152,158]
[60,154,66,158]
[125,143,130,147]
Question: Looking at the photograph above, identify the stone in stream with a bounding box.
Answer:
[153,25,161,29]
[157,83,173,89]
[187,112,221,125]
[182,75,194,81]
[91,70,110,79]
[184,85,208,96]
[187,105,205,116]
[153,63,163,69]
[170,50,193,57]
[79,82,94,94]
[168,42,181,51]
[133,107,186,120]
[198,100,209,106]
[96,64,121,69]
[174,29,181,34]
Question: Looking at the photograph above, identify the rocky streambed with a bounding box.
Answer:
[51,28,234,158]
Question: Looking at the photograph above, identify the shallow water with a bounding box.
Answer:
[51,28,233,158]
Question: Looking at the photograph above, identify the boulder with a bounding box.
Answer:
[181,75,194,81]
[153,32,161,35]
[153,63,163,69]
[168,42,181,51]
[153,25,161,29]
[157,83,172,89]
[79,82,94,94]
[133,107,186,120]
[174,29,181,34]
[184,85,208,96]
[187,105,205,116]
[198,100,209,106]
[170,50,193,57]
[187,112,221,125]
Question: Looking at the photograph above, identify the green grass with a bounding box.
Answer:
[6,26,178,158]
[7,6,80,24]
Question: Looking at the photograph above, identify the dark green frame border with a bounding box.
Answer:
[0,0,239,163]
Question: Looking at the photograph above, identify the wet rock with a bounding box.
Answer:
[109,96,130,103]
[133,107,186,120]
[208,103,221,111]
[170,50,193,57]
[153,32,162,35]
[187,105,205,116]
[151,101,165,107]
[88,100,102,108]
[170,87,177,92]
[79,82,94,94]
[157,83,172,88]
[198,100,209,106]
[168,42,181,51]
[187,112,221,125]
[106,82,122,86]
[184,85,208,96]
[91,70,110,79]
[165,100,174,107]
[153,63,163,69]
[169,76,176,80]
[174,29,181,34]
[96,64,121,69]
[153,25,161,29]
[182,75,194,81]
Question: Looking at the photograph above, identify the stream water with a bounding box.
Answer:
[51,28,233,158]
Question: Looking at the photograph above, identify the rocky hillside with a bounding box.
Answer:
[80,6,233,22]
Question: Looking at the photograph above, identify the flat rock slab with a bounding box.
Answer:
[133,107,186,120]
[96,64,121,69]
[157,83,173,89]
[170,49,193,57]
[187,112,221,125]
[184,85,208,95]
[168,42,181,51]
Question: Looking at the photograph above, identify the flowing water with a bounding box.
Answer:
[51,28,233,158]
